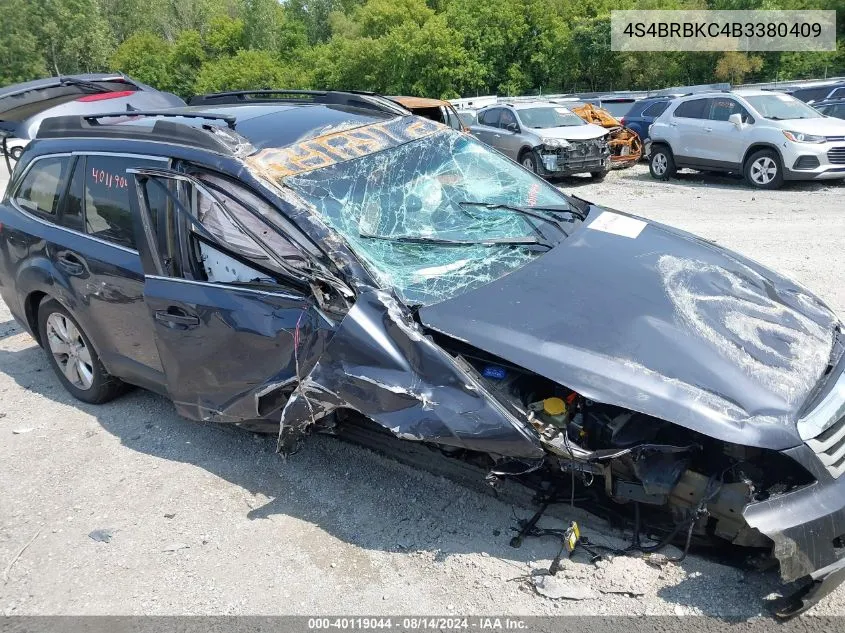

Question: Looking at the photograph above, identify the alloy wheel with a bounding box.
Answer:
[750,156,777,185]
[45,313,94,390]
[652,153,667,176]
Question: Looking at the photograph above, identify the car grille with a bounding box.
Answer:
[828,146,845,165]
[826,135,845,142]
[806,414,845,479]
[566,139,605,158]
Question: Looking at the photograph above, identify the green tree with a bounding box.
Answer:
[714,51,764,85]
[194,49,305,93]
[0,0,48,85]
[110,33,173,89]
[33,0,114,75]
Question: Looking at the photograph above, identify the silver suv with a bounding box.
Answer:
[648,89,845,189]
[469,101,610,179]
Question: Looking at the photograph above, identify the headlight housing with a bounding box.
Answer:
[783,130,826,144]
[541,138,569,149]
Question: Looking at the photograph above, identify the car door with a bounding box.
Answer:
[669,98,711,165]
[6,152,166,390]
[496,108,523,161]
[471,107,502,146]
[128,168,334,423]
[699,98,753,168]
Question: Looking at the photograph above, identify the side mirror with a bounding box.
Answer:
[728,113,744,128]
[505,122,519,133]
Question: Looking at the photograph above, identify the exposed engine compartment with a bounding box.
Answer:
[447,344,817,559]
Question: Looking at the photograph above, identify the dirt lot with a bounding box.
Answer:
[1,165,844,618]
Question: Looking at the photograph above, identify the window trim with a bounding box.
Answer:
[9,151,167,255]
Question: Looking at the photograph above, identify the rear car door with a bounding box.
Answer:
[4,152,166,389]
[669,98,711,164]
[128,168,333,423]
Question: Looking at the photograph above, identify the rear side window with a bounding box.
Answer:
[642,101,670,118]
[829,88,845,99]
[673,99,708,119]
[14,156,71,218]
[80,156,163,249]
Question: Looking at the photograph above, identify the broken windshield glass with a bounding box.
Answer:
[285,130,572,306]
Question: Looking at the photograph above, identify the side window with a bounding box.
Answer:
[707,98,750,122]
[14,156,71,219]
[673,99,708,119]
[829,88,845,99]
[480,108,501,127]
[83,156,161,249]
[642,101,670,118]
[499,109,518,130]
[832,104,845,119]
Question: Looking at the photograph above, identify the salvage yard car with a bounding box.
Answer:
[648,89,845,188]
[0,73,185,164]
[1,90,845,617]
[468,101,610,179]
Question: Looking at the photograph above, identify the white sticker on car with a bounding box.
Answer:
[587,211,647,238]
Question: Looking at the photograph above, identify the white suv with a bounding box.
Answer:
[648,89,845,189]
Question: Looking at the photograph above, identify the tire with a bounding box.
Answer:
[744,149,784,190]
[590,169,609,181]
[649,145,676,180]
[519,151,538,174]
[37,298,124,404]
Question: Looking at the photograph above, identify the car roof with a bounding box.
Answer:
[36,103,398,153]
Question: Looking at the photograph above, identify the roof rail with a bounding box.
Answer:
[81,110,237,129]
[188,89,409,115]
[36,111,244,154]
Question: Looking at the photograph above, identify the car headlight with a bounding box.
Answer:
[541,138,569,149]
[783,130,826,144]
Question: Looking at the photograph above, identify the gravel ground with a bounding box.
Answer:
[1,164,844,618]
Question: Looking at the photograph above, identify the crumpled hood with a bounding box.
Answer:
[532,123,608,141]
[419,208,840,450]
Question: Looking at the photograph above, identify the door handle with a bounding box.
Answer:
[704,127,713,133]
[494,134,501,138]
[668,122,677,127]
[154,308,200,329]
[56,252,84,275]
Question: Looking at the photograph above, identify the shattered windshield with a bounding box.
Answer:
[518,107,586,129]
[286,130,572,306]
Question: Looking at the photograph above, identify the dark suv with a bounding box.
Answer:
[3,91,845,616]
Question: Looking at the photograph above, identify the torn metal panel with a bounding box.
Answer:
[278,287,545,459]
[419,206,839,450]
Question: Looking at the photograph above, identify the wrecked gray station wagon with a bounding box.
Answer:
[0,91,843,616]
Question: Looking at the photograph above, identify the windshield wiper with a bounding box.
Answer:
[358,233,553,249]
[458,200,585,225]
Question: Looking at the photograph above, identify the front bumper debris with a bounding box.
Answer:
[744,443,845,616]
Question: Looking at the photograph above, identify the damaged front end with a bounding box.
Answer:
[570,104,643,168]
[239,121,845,616]
[533,137,610,177]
